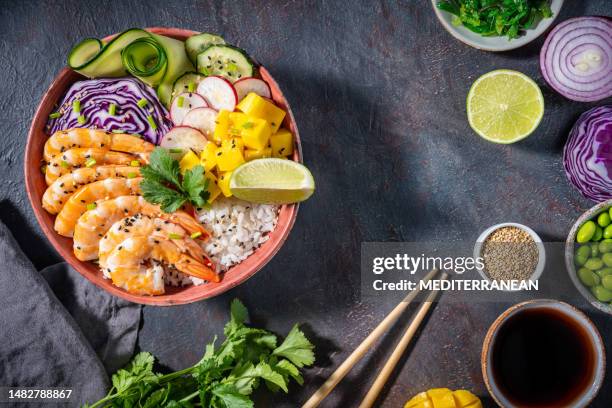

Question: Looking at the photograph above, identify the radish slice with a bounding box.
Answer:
[170,93,207,125]
[196,76,237,111]
[182,107,219,138]
[234,77,272,101]
[160,126,208,155]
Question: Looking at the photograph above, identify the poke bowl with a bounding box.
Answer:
[25,27,304,305]
[565,200,612,315]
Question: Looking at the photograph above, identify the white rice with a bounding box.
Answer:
[101,197,279,289]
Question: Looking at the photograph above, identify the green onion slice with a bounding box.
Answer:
[130,160,140,167]
[108,103,117,116]
[190,231,202,239]
[72,99,81,113]
[137,98,148,108]
[169,233,182,240]
[48,112,61,119]
[85,158,96,167]
[86,202,97,211]
[77,114,86,124]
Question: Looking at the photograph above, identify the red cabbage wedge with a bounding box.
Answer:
[47,78,172,144]
[563,105,612,202]
[540,17,612,102]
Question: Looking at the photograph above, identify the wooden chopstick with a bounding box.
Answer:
[301,268,439,408]
[358,272,448,408]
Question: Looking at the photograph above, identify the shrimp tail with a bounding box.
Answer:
[175,255,219,282]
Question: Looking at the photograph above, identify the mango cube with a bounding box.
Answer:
[204,171,221,203]
[228,112,271,150]
[199,142,218,171]
[217,171,233,197]
[213,110,232,144]
[179,150,200,173]
[245,147,272,161]
[216,140,245,172]
[237,93,285,132]
[270,128,294,157]
[222,137,245,153]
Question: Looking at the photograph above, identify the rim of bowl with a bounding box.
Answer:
[474,222,546,291]
[24,27,302,306]
[430,0,564,52]
[481,299,606,408]
[565,200,612,315]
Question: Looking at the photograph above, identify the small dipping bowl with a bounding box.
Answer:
[474,223,546,291]
[565,199,612,315]
[482,300,605,408]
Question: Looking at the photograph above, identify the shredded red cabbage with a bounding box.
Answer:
[563,105,612,202]
[47,77,172,144]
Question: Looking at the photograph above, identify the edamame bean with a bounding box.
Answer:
[578,268,600,287]
[577,221,597,243]
[596,268,612,278]
[603,253,612,267]
[599,241,612,253]
[590,243,599,257]
[593,226,603,241]
[609,207,612,219]
[603,275,612,290]
[604,225,612,239]
[575,255,588,266]
[598,212,611,227]
[576,245,591,258]
[585,258,604,270]
[591,285,612,302]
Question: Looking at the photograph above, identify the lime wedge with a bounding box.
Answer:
[467,69,544,144]
[229,158,315,204]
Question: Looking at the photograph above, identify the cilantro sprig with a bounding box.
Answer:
[140,147,210,212]
[84,299,315,408]
[437,0,553,39]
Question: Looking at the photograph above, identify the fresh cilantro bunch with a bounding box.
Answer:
[84,299,315,408]
[140,147,210,213]
[437,0,553,39]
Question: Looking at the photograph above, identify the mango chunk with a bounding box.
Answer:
[236,93,285,132]
[245,147,272,161]
[216,141,245,172]
[405,388,481,408]
[218,171,233,197]
[213,110,232,144]
[200,142,218,171]
[222,137,245,153]
[228,112,271,150]
[204,171,221,203]
[270,128,294,157]
[179,150,201,174]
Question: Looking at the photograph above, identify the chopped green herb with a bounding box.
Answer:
[86,202,97,211]
[84,299,315,408]
[137,98,148,108]
[111,129,123,133]
[242,121,255,129]
[108,103,117,116]
[72,99,81,113]
[436,0,553,40]
[177,96,185,108]
[190,231,202,239]
[169,148,183,154]
[60,161,70,169]
[85,158,96,168]
[77,114,86,124]
[127,172,137,179]
[187,82,196,92]
[140,147,211,213]
[130,160,140,167]
[146,115,157,130]
[168,233,182,240]
[48,112,61,119]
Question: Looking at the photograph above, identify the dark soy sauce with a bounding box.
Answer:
[491,308,596,407]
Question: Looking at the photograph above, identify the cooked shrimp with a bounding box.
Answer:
[54,177,142,237]
[42,165,141,214]
[45,148,146,185]
[104,234,218,296]
[73,196,209,261]
[98,214,208,268]
[44,128,154,162]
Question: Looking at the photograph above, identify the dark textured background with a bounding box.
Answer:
[1,0,611,406]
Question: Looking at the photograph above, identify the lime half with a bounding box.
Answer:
[467,69,544,144]
[230,158,315,204]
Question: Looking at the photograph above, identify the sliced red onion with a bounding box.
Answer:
[563,105,612,202]
[47,78,172,144]
[540,17,612,102]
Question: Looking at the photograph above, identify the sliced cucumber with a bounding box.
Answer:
[196,45,255,82]
[185,33,225,65]
[172,72,206,98]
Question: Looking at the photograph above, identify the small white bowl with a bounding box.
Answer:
[474,222,546,291]
[431,0,564,52]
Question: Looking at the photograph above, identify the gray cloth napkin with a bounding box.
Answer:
[0,221,141,406]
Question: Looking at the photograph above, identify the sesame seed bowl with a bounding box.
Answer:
[474,223,546,292]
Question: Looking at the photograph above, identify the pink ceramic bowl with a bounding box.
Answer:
[24,28,301,305]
